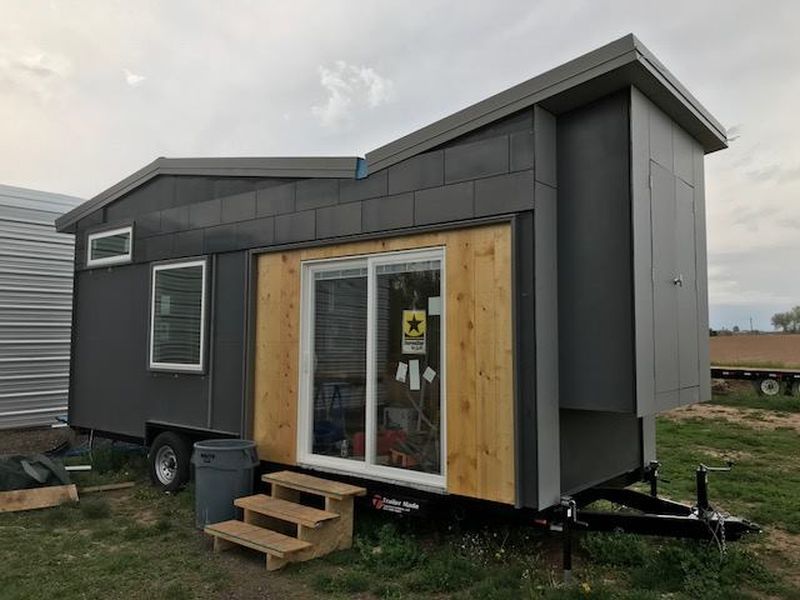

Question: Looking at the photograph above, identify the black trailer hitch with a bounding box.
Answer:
[547,461,761,582]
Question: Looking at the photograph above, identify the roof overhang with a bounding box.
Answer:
[57,34,725,233]
[365,34,727,173]
[56,156,361,232]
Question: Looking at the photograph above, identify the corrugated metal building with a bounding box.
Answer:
[0,184,83,429]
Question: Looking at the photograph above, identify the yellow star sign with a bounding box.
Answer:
[403,310,426,337]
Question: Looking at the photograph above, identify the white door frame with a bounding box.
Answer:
[296,246,446,490]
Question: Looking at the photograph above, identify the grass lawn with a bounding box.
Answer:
[1,388,798,599]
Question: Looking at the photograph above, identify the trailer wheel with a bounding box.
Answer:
[149,431,191,492]
[757,378,782,397]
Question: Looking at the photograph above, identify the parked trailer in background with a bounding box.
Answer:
[711,366,800,397]
[0,184,83,429]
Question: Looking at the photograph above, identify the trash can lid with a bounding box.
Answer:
[193,439,256,451]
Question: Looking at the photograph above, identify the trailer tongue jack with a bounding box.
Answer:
[552,462,761,581]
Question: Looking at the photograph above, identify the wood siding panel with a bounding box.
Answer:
[252,223,515,504]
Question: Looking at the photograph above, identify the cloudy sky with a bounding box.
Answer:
[1,1,799,330]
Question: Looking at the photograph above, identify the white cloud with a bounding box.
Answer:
[124,68,146,87]
[311,60,394,129]
[0,50,71,101]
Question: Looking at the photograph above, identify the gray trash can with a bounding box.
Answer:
[192,439,259,529]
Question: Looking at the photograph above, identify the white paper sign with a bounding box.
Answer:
[428,296,442,316]
[395,361,408,383]
[422,366,436,383]
[409,359,421,391]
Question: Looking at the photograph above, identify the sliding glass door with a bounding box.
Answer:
[299,248,445,488]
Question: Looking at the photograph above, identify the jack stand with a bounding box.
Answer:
[646,460,660,497]
[560,497,580,584]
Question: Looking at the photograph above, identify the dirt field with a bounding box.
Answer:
[710,333,800,368]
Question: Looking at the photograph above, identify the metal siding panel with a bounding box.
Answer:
[444,135,509,184]
[256,182,296,217]
[515,213,538,508]
[693,144,711,402]
[274,211,315,244]
[475,170,534,217]
[189,198,222,229]
[649,104,674,171]
[387,151,444,195]
[559,409,641,495]
[630,88,656,417]
[413,182,474,225]
[315,201,362,239]
[362,193,414,232]
[557,93,635,412]
[221,191,256,224]
[210,252,246,433]
[650,161,680,394]
[339,170,387,203]
[203,223,239,254]
[510,130,534,172]
[70,264,210,437]
[135,211,162,239]
[295,179,339,211]
[235,217,274,248]
[676,178,699,389]
[172,229,204,258]
[673,126,695,185]
[533,106,557,187]
[160,205,190,234]
[0,186,82,429]
[534,186,561,509]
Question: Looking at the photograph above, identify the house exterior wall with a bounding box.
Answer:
[0,184,82,429]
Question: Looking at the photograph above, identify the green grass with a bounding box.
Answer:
[1,396,799,599]
[710,385,800,412]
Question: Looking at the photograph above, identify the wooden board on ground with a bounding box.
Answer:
[0,484,78,513]
[79,482,136,494]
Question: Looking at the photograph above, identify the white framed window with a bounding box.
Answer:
[298,247,446,490]
[86,226,133,267]
[149,259,208,373]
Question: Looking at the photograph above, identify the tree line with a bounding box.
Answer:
[772,306,800,332]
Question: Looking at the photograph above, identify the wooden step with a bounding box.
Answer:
[262,470,367,501]
[204,520,311,563]
[235,494,340,528]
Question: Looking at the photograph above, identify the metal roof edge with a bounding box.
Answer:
[56,156,361,232]
[365,34,726,173]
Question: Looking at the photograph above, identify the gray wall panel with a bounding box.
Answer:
[557,92,635,412]
[296,179,339,211]
[444,135,509,184]
[316,201,362,239]
[560,409,641,494]
[414,182,474,225]
[362,193,414,232]
[221,191,256,224]
[474,170,534,217]
[387,151,444,195]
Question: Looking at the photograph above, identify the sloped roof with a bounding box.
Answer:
[57,34,725,233]
[365,34,726,172]
[55,156,360,231]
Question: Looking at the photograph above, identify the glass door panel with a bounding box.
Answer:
[374,259,442,475]
[312,265,367,461]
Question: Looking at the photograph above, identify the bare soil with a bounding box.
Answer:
[0,427,71,455]
[665,402,800,432]
[710,333,800,368]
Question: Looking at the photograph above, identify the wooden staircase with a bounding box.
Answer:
[204,470,366,571]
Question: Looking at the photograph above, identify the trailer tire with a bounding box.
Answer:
[149,431,191,492]
[757,378,782,397]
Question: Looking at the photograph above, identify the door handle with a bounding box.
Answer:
[673,274,684,287]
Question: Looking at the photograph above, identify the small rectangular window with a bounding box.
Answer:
[86,226,133,267]
[149,259,207,373]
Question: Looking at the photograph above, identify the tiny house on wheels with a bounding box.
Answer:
[56,35,724,513]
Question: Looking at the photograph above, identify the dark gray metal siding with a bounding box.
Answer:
[557,92,635,413]
[70,252,246,438]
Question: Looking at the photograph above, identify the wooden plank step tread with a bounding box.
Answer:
[235,494,340,528]
[204,520,311,557]
[262,471,366,500]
